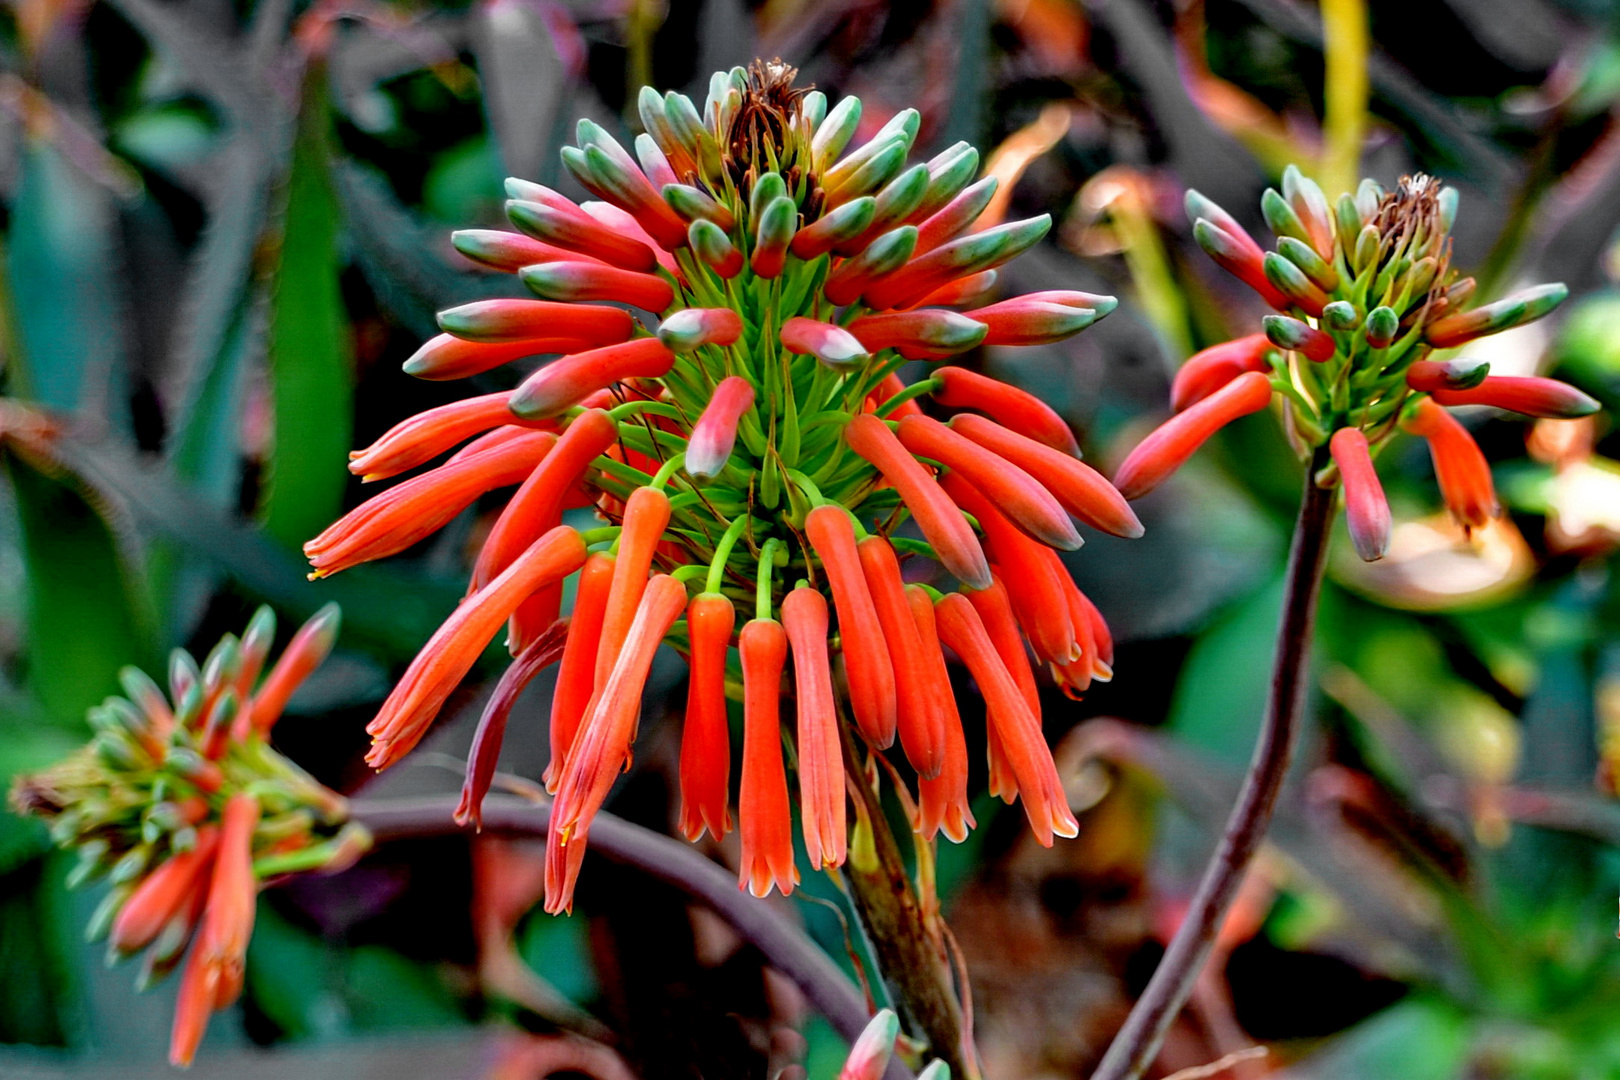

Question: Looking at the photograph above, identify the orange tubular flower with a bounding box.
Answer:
[546,551,616,792]
[367,526,588,771]
[845,414,992,589]
[403,333,628,380]
[305,431,556,577]
[348,392,551,481]
[1402,397,1499,530]
[947,413,1143,538]
[510,338,677,419]
[930,364,1082,456]
[858,536,946,779]
[680,592,735,841]
[311,62,1134,910]
[545,575,687,913]
[1429,376,1601,419]
[934,594,1079,846]
[169,793,259,1067]
[906,586,975,841]
[966,577,1042,799]
[1112,371,1275,500]
[738,617,798,898]
[941,473,1078,666]
[1329,428,1391,561]
[898,413,1082,550]
[237,603,341,738]
[804,505,898,748]
[594,487,674,687]
[783,587,847,869]
[1169,334,1273,413]
[111,825,220,955]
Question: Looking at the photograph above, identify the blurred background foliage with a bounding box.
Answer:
[2,0,1620,1076]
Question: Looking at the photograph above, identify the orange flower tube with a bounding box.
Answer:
[403,333,628,380]
[348,391,553,481]
[169,793,259,1067]
[783,587,847,870]
[472,409,619,592]
[239,604,341,738]
[804,505,898,748]
[510,338,677,419]
[546,551,616,792]
[897,413,1082,550]
[1111,370,1274,500]
[966,576,1040,803]
[111,825,220,955]
[844,414,992,589]
[457,622,570,828]
[545,574,688,913]
[436,298,636,344]
[305,431,556,577]
[940,473,1077,665]
[906,585,975,841]
[680,592,735,841]
[595,486,674,688]
[931,365,1081,456]
[1169,334,1272,413]
[1329,427,1391,561]
[934,593,1079,846]
[1430,376,1600,419]
[1401,398,1499,529]
[857,535,945,779]
[949,413,1143,538]
[366,526,588,770]
[1047,559,1100,698]
[738,617,798,898]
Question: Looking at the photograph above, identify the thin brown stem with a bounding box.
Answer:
[349,793,912,1080]
[838,723,974,1080]
[1090,453,1336,1080]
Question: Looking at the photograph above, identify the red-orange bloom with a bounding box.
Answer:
[112,825,220,956]
[1112,370,1274,500]
[931,364,1081,457]
[1170,335,1272,413]
[685,375,755,482]
[1429,375,1601,419]
[1401,397,1499,530]
[934,593,1078,845]
[898,413,1082,550]
[367,526,588,770]
[510,338,677,419]
[738,617,798,898]
[845,414,992,589]
[545,574,687,913]
[1329,428,1391,561]
[169,793,259,1067]
[680,592,735,841]
[595,486,673,687]
[403,333,626,380]
[907,585,975,841]
[236,604,341,739]
[546,551,615,792]
[457,622,570,828]
[348,392,552,481]
[783,587,847,870]
[948,413,1143,538]
[804,505,898,748]
[858,536,945,779]
[305,431,555,577]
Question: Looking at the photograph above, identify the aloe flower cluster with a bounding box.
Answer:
[8,606,365,1066]
[1114,167,1600,557]
[311,61,1136,912]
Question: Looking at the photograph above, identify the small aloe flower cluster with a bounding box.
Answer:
[8,606,365,1066]
[1114,167,1600,558]
[838,1008,948,1080]
[312,60,1136,912]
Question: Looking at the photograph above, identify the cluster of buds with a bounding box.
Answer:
[309,60,1137,912]
[1114,167,1600,558]
[9,606,366,1067]
[836,1008,948,1080]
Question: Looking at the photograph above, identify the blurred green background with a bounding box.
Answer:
[2,0,1620,1076]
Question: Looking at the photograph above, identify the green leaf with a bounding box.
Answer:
[1165,570,1285,765]
[258,65,353,551]
[1295,996,1471,1080]
[4,456,153,725]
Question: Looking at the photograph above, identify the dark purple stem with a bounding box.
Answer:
[1090,455,1335,1080]
[349,793,912,1080]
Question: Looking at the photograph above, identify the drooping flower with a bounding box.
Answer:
[314,60,1132,911]
[9,607,367,1067]
[1117,167,1600,551]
